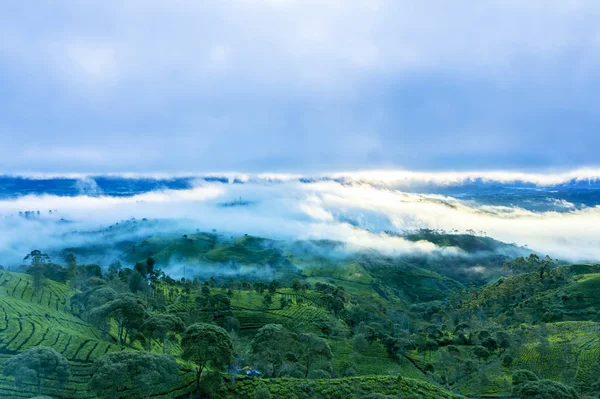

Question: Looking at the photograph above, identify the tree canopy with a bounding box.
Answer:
[250,324,298,378]
[297,333,333,378]
[181,323,233,398]
[142,313,185,353]
[89,351,179,399]
[89,293,146,345]
[2,347,70,395]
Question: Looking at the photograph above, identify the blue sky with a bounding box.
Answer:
[1,1,599,173]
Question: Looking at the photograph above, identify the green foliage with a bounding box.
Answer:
[503,254,557,280]
[24,250,51,290]
[254,386,272,399]
[88,351,179,399]
[298,333,333,378]
[89,293,146,345]
[141,313,185,353]
[216,376,463,398]
[181,322,233,397]
[2,347,70,395]
[3,231,599,399]
[518,380,579,399]
[250,324,298,377]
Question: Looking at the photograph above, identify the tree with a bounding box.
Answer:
[268,280,279,294]
[418,338,439,361]
[263,293,273,308]
[208,293,232,318]
[280,296,289,308]
[324,293,345,316]
[512,369,539,397]
[495,331,512,353]
[481,337,498,351]
[146,257,156,277]
[2,347,70,395]
[297,333,333,378]
[89,351,179,399]
[128,269,145,293]
[71,285,117,338]
[24,250,50,291]
[65,252,77,280]
[291,279,307,292]
[250,324,298,377]
[142,313,185,354]
[472,345,491,360]
[89,293,146,345]
[503,254,556,280]
[107,260,122,279]
[196,293,232,319]
[181,323,233,399]
[224,316,240,333]
[254,387,272,399]
[518,380,579,399]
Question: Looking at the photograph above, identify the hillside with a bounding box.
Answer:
[0,268,462,399]
[0,271,198,399]
[1,228,598,398]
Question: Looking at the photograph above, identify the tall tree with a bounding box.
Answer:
[89,351,179,399]
[181,323,233,399]
[297,333,333,378]
[65,252,77,280]
[2,347,70,395]
[23,250,50,291]
[89,293,146,345]
[503,254,557,280]
[107,260,122,280]
[250,324,298,377]
[142,313,185,354]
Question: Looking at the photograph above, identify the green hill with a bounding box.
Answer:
[0,271,197,399]
[0,269,462,399]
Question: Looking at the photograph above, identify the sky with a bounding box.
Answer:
[1,1,600,173]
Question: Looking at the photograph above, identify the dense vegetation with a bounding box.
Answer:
[1,223,599,398]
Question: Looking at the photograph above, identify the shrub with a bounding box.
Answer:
[447,345,461,356]
[472,345,491,359]
[519,380,579,399]
[512,369,539,397]
[198,372,224,397]
[512,369,539,386]
[308,369,331,379]
[342,367,356,377]
[254,387,272,399]
[502,354,514,367]
[364,394,393,399]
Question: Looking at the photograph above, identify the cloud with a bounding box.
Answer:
[1,174,600,266]
[4,1,600,92]
[1,1,600,172]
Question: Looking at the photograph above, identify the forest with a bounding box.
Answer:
[0,223,599,399]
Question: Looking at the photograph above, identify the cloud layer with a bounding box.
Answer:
[2,174,600,266]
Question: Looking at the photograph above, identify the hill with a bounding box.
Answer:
[1,226,596,398]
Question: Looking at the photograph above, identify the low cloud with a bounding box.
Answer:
[1,174,600,267]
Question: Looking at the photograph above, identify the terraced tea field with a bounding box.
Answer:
[218,375,464,399]
[161,285,332,333]
[513,321,600,387]
[0,271,197,399]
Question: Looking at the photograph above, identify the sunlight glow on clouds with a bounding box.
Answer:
[1,175,600,263]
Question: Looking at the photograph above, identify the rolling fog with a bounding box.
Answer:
[1,171,600,267]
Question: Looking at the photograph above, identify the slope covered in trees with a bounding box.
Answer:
[0,226,598,398]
